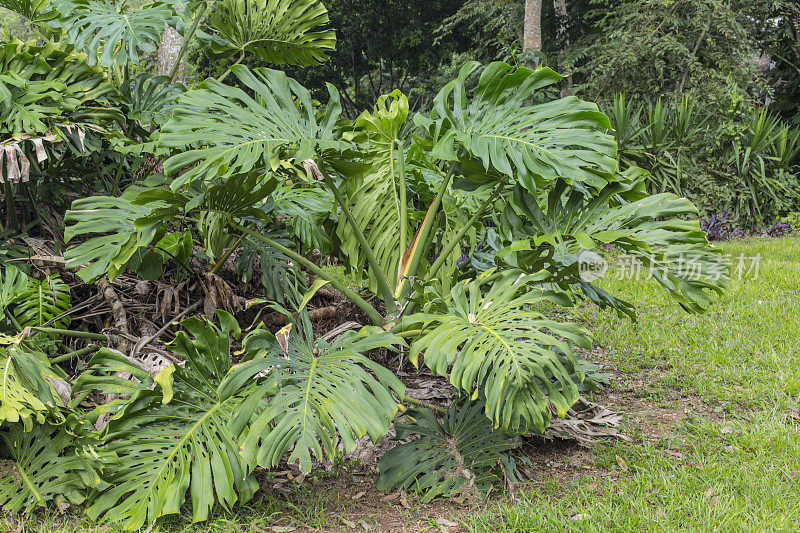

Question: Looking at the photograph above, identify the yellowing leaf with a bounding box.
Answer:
[154,364,175,404]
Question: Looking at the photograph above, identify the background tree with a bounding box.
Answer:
[524,0,542,53]
[569,0,765,102]
[742,0,800,123]
[157,26,185,81]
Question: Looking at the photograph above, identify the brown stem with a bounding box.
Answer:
[97,277,131,352]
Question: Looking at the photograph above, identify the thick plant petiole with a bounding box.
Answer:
[306,160,400,316]
[51,344,99,364]
[229,221,385,326]
[395,163,456,299]
[397,140,408,269]
[31,327,107,341]
[217,52,244,82]
[425,183,504,282]
[210,232,246,274]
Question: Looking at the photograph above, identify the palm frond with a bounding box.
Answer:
[0,266,29,322]
[236,232,308,307]
[118,73,186,128]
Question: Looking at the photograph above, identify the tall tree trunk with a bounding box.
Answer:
[524,0,543,55]
[554,0,567,37]
[158,25,186,82]
[554,0,572,96]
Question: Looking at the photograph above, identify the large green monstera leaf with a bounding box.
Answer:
[377,398,517,501]
[0,38,113,135]
[406,271,591,432]
[497,171,728,314]
[228,326,406,472]
[86,312,260,530]
[64,193,160,283]
[161,66,348,188]
[415,61,618,191]
[13,274,71,329]
[54,0,175,67]
[0,424,87,514]
[209,0,335,65]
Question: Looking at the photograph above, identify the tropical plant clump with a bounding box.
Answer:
[0,0,729,529]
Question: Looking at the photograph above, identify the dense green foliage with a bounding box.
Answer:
[573,0,763,100]
[556,0,800,224]
[607,94,800,224]
[0,0,764,528]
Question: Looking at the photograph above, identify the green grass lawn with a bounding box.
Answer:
[465,236,800,532]
[6,237,800,532]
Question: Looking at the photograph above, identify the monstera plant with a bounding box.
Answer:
[0,0,729,528]
[63,59,726,505]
